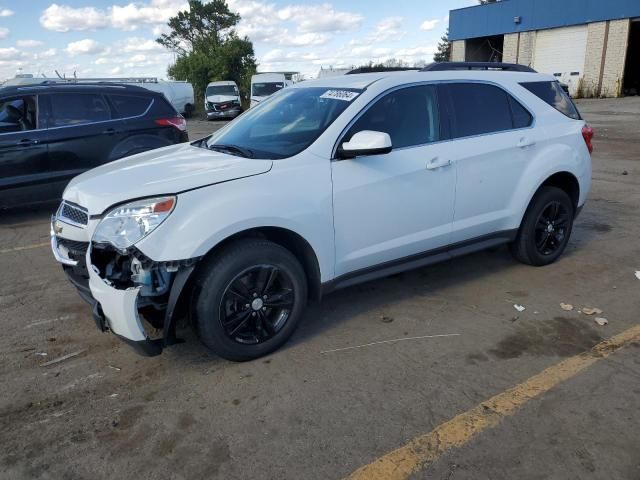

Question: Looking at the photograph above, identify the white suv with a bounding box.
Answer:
[51,63,593,361]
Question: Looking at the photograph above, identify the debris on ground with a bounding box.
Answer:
[513,304,526,312]
[582,307,603,315]
[35,352,47,356]
[635,271,640,280]
[622,170,628,175]
[594,317,609,326]
[560,303,574,311]
[40,349,86,367]
[381,316,394,323]
[109,394,119,398]
[108,365,121,371]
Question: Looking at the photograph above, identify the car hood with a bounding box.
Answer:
[206,95,237,103]
[63,143,273,214]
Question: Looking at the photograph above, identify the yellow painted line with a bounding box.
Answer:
[346,324,640,480]
[0,242,49,255]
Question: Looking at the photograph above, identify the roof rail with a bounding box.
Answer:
[421,62,537,73]
[346,66,419,75]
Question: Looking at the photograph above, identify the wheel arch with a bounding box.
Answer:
[193,226,323,303]
[538,171,580,212]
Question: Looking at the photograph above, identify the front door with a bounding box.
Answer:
[331,84,457,277]
[0,95,51,206]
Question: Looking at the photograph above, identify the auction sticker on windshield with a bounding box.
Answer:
[320,90,360,102]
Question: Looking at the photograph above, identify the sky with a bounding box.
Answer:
[0,0,478,81]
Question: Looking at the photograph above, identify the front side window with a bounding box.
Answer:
[448,83,514,138]
[49,93,111,127]
[207,87,360,159]
[346,85,440,149]
[206,85,238,97]
[520,81,581,120]
[252,82,284,97]
[0,96,37,133]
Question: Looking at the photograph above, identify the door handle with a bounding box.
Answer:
[426,157,452,170]
[16,139,38,146]
[517,137,536,148]
[102,128,116,135]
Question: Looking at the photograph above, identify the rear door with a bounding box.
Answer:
[45,91,125,179]
[0,95,52,206]
[442,82,535,243]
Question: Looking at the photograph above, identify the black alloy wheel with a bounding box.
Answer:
[220,265,294,344]
[534,201,571,256]
[193,238,307,361]
[510,186,575,266]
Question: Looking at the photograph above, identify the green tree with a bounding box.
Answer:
[157,0,257,105]
[433,29,451,62]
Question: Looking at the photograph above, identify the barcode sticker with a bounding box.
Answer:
[320,90,359,102]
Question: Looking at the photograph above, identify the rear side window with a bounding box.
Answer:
[49,93,111,127]
[108,94,152,118]
[348,85,440,148]
[447,83,513,138]
[520,81,581,120]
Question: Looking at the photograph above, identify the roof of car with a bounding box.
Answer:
[0,82,156,96]
[296,69,555,91]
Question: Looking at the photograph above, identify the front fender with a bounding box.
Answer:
[135,158,335,282]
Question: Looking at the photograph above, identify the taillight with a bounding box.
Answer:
[155,116,187,132]
[582,125,594,154]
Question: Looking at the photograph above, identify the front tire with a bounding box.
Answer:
[192,239,308,361]
[510,186,575,266]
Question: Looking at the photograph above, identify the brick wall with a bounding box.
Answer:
[503,33,518,62]
[601,19,630,97]
[582,22,607,97]
[451,40,465,62]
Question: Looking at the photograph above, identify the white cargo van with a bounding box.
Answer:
[250,73,287,108]
[204,81,242,120]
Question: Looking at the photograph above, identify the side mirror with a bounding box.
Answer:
[339,130,392,159]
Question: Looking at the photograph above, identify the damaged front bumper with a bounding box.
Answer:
[51,221,197,356]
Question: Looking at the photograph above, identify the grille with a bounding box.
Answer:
[59,202,89,226]
[57,237,89,256]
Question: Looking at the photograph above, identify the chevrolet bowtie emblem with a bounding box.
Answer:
[53,223,63,234]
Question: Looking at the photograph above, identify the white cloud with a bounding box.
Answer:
[39,48,57,58]
[40,4,108,32]
[351,16,404,46]
[0,47,22,61]
[121,37,164,53]
[278,4,362,33]
[420,19,440,31]
[40,0,187,32]
[0,8,13,17]
[0,27,8,39]
[110,0,187,31]
[65,39,107,56]
[17,40,45,48]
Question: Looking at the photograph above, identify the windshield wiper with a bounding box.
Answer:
[208,143,254,159]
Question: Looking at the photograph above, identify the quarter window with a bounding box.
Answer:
[520,81,581,120]
[347,85,440,149]
[108,94,152,118]
[509,96,534,129]
[49,93,111,127]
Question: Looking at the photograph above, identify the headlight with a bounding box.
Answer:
[92,196,176,250]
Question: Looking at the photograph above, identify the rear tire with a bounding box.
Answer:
[510,186,575,266]
[192,239,307,361]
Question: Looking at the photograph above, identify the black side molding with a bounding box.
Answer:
[322,229,518,295]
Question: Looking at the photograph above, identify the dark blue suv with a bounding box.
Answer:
[0,83,189,209]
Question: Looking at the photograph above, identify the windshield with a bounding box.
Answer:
[206,85,237,97]
[252,82,284,97]
[207,87,362,159]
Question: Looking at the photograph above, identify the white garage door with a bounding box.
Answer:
[533,25,588,96]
